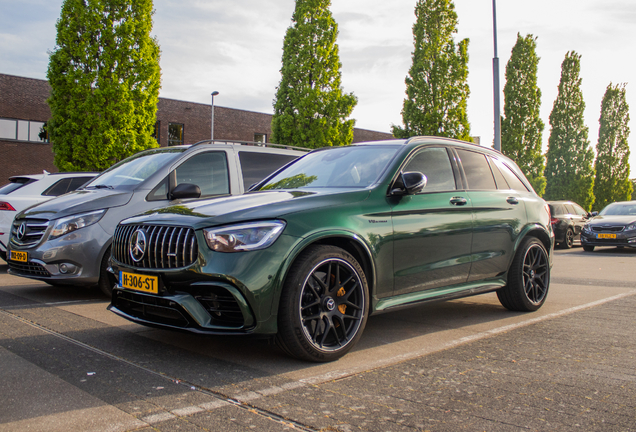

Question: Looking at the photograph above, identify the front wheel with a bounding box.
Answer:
[98,247,116,297]
[276,245,369,362]
[497,237,550,312]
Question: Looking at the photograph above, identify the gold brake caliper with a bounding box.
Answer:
[337,287,346,314]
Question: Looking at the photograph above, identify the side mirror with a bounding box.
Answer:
[390,171,427,196]
[170,183,201,200]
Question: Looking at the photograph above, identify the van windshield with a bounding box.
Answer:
[84,148,184,190]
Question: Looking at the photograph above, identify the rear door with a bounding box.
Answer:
[455,149,527,282]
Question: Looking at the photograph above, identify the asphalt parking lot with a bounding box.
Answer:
[1,247,635,432]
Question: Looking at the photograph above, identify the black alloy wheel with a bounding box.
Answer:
[497,237,550,312]
[277,245,368,362]
[98,247,116,297]
[563,228,574,249]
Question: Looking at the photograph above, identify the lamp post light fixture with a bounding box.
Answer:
[492,0,501,152]
[211,91,219,141]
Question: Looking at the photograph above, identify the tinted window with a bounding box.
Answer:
[239,151,297,191]
[456,149,496,190]
[572,203,588,216]
[175,152,229,197]
[0,178,35,195]
[491,158,529,192]
[487,156,509,190]
[42,176,94,196]
[404,147,456,192]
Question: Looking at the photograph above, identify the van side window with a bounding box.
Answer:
[404,147,456,192]
[175,152,229,197]
[239,151,298,191]
[456,149,496,190]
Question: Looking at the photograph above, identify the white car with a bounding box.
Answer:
[0,171,97,261]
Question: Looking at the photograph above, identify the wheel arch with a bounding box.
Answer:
[515,224,552,258]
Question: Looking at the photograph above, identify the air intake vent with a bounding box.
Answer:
[112,224,198,269]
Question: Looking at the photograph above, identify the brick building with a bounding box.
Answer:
[0,73,393,185]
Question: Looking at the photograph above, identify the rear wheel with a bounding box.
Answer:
[562,228,574,249]
[276,245,369,362]
[497,237,550,312]
[583,245,595,252]
[98,247,116,297]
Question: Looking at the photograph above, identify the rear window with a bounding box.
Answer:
[42,176,94,197]
[0,178,36,195]
[239,151,298,191]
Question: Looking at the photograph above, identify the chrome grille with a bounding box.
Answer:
[591,225,624,233]
[112,224,198,269]
[10,218,50,247]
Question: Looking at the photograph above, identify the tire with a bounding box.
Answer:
[98,247,116,297]
[582,245,595,252]
[497,237,550,312]
[0,251,6,262]
[562,228,574,249]
[276,245,369,362]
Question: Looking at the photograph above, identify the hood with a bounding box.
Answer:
[588,215,636,226]
[19,189,133,220]
[123,188,371,229]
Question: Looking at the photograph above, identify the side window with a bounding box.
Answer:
[564,204,577,215]
[404,147,456,192]
[41,178,73,196]
[456,149,496,190]
[572,204,588,216]
[488,156,510,190]
[491,158,529,192]
[147,176,169,201]
[239,151,298,191]
[174,152,229,197]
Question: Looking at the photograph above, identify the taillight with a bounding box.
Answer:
[550,217,558,225]
[0,201,16,211]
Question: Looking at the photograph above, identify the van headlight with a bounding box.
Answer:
[49,210,106,239]
[203,221,286,252]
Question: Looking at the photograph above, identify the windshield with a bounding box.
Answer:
[84,148,184,189]
[599,203,636,216]
[259,145,400,190]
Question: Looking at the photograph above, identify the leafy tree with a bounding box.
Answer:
[543,52,595,210]
[47,0,161,172]
[501,34,545,195]
[631,179,636,200]
[392,0,471,141]
[593,83,632,210]
[272,0,357,149]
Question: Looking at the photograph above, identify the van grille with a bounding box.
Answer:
[112,224,198,269]
[10,218,50,247]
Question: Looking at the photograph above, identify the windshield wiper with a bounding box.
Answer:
[85,184,114,190]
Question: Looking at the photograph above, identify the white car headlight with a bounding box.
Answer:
[49,210,106,240]
[203,221,286,253]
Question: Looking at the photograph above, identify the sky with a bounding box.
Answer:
[1,0,635,176]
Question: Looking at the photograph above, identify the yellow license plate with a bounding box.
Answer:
[120,271,159,294]
[9,250,27,262]
[597,233,616,239]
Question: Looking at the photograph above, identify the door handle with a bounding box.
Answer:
[450,197,468,206]
[506,197,519,205]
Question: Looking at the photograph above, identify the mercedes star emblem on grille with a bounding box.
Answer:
[129,229,147,262]
[17,222,27,241]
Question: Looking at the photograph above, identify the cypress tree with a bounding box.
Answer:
[501,34,545,195]
[47,0,161,172]
[544,52,595,210]
[272,0,357,149]
[593,83,632,210]
[392,0,471,141]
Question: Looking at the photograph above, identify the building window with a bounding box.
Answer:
[0,118,48,143]
[254,133,267,143]
[168,123,184,146]
[152,121,160,143]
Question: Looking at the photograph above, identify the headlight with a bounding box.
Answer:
[203,221,286,253]
[582,223,590,233]
[625,222,636,232]
[49,210,106,239]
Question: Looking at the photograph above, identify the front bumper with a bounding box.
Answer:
[6,223,110,285]
[580,230,636,248]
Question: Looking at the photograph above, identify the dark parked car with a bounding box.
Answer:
[580,200,636,251]
[547,200,592,249]
[108,137,554,362]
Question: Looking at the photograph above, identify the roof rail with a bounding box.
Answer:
[189,139,309,152]
[403,135,502,154]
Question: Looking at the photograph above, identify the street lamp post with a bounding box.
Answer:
[492,0,501,152]
[211,91,219,141]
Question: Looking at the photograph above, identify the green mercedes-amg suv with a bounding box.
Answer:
[108,137,554,362]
